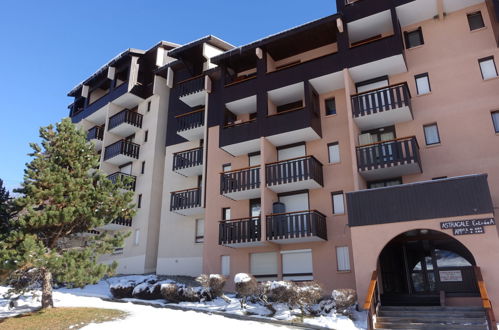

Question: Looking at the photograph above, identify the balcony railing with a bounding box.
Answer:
[266,155,323,187]
[87,125,104,141]
[351,82,411,118]
[356,136,420,171]
[112,217,133,227]
[177,75,205,97]
[170,187,201,212]
[108,109,143,131]
[173,147,203,171]
[107,172,136,191]
[220,166,260,195]
[266,210,327,241]
[176,109,205,132]
[103,140,140,161]
[219,216,261,245]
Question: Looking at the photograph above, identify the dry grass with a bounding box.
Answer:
[0,307,127,330]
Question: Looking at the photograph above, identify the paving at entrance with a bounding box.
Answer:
[374,305,488,329]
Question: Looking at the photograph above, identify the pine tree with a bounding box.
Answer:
[0,179,12,235]
[0,118,135,309]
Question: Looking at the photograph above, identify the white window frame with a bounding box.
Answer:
[332,191,345,215]
[195,219,204,243]
[221,255,230,276]
[336,246,351,272]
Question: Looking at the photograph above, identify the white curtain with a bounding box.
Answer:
[336,246,351,271]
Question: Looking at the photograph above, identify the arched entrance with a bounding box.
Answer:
[378,229,479,306]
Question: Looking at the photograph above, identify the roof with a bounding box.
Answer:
[211,13,340,64]
[167,35,234,58]
[68,40,180,97]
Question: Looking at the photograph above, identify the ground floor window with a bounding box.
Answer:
[250,252,278,281]
[281,249,313,281]
[336,246,351,271]
[221,255,230,276]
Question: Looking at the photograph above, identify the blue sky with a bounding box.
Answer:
[0,0,337,192]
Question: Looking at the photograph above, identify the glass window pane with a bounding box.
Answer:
[416,75,430,94]
[336,246,350,271]
[407,29,423,48]
[333,193,345,214]
[221,256,230,276]
[468,12,485,31]
[492,112,499,133]
[325,98,336,115]
[328,143,340,163]
[424,124,440,145]
[480,59,498,80]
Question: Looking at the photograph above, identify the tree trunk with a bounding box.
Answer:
[41,268,54,309]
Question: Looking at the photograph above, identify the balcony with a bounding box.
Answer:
[266,210,327,244]
[220,166,260,200]
[176,109,205,141]
[356,136,422,181]
[172,147,203,177]
[103,140,140,166]
[87,125,104,150]
[170,187,203,216]
[219,216,262,247]
[347,174,494,227]
[107,172,136,191]
[178,75,206,107]
[108,109,143,137]
[266,156,323,193]
[351,83,412,130]
[97,217,133,231]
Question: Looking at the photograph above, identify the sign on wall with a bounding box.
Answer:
[439,270,463,282]
[440,218,495,236]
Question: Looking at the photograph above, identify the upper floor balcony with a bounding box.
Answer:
[108,109,143,137]
[103,140,140,166]
[170,187,203,216]
[266,210,327,244]
[107,171,136,191]
[220,166,260,200]
[219,216,262,248]
[347,174,494,227]
[176,109,205,141]
[265,155,323,193]
[97,217,133,231]
[356,136,422,181]
[177,75,206,107]
[86,125,104,150]
[351,82,412,130]
[172,147,204,177]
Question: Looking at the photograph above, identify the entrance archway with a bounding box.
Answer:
[378,229,478,306]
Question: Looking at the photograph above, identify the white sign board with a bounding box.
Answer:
[439,270,463,282]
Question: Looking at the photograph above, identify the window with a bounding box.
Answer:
[144,130,148,142]
[479,57,498,80]
[492,111,499,133]
[141,161,145,174]
[328,142,340,164]
[467,11,485,31]
[195,219,204,243]
[222,163,232,172]
[222,207,231,221]
[147,101,151,112]
[368,178,402,189]
[137,194,142,208]
[404,27,424,48]
[424,123,441,145]
[251,252,278,281]
[332,191,345,215]
[281,249,313,281]
[325,97,336,116]
[336,246,351,271]
[221,256,230,276]
[415,73,431,95]
[250,199,261,217]
[134,229,140,246]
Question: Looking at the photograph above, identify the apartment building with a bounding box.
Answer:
[68,0,499,325]
[68,41,178,274]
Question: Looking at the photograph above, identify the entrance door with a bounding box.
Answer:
[378,230,478,306]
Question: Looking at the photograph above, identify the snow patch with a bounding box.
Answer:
[234,273,252,284]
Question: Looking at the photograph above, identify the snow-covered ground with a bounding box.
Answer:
[0,276,367,329]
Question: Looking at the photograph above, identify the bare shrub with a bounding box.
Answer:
[196,274,230,302]
[132,281,162,300]
[234,273,258,309]
[110,280,137,299]
[332,288,357,311]
[160,283,181,303]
